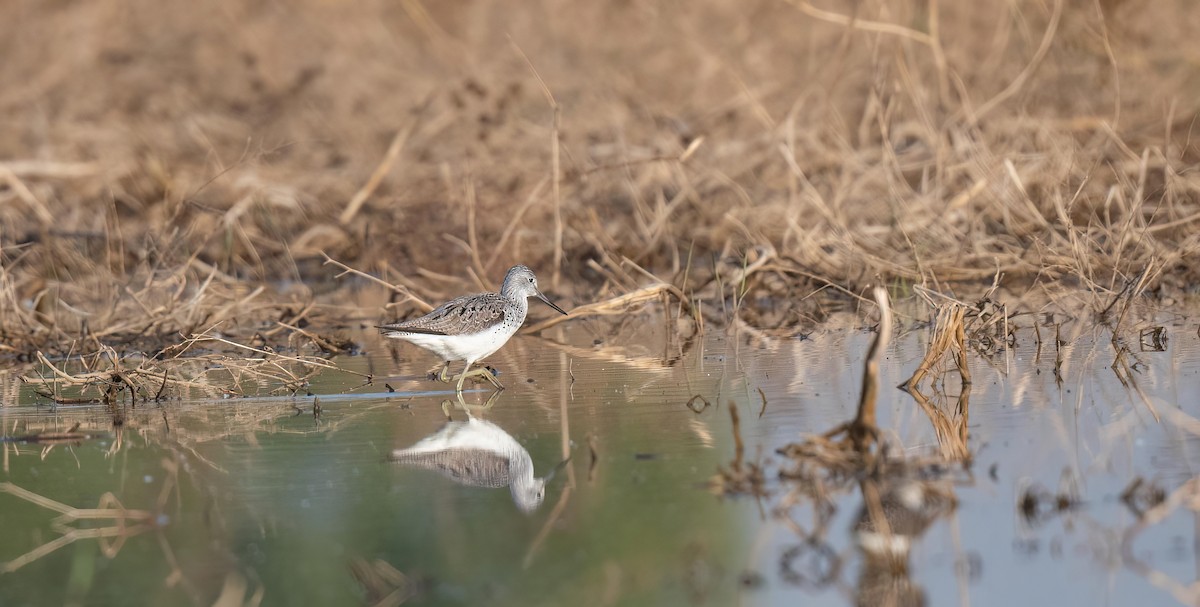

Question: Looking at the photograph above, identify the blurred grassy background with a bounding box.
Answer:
[2,0,1199,350]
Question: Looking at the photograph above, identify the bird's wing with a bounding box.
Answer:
[390,448,513,488]
[378,293,506,336]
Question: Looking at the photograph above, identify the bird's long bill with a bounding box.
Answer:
[536,290,568,315]
[544,457,572,482]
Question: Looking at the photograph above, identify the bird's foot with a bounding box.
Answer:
[452,367,505,391]
[428,361,453,383]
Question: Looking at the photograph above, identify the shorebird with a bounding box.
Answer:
[389,410,557,513]
[378,265,566,392]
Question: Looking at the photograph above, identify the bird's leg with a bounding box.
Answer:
[454,362,472,393]
[442,392,471,419]
[426,361,452,382]
[479,389,502,411]
[455,391,493,418]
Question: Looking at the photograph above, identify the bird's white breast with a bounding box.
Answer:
[394,325,517,363]
[396,419,526,459]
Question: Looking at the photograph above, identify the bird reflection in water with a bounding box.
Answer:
[389,392,562,513]
[853,479,956,607]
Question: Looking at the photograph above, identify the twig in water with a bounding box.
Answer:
[686,395,711,414]
[730,402,744,470]
[823,287,893,454]
[587,433,599,483]
[709,402,767,497]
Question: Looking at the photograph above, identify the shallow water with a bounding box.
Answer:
[2,314,1200,606]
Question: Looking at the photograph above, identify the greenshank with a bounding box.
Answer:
[389,406,556,513]
[378,265,566,391]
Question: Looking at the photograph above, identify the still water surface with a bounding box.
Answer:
[2,315,1199,606]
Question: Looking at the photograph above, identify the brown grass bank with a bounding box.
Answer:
[2,0,1199,355]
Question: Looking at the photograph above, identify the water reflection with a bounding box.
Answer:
[853,479,957,607]
[389,392,556,513]
[2,312,1200,605]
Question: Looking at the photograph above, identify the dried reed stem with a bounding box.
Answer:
[339,123,414,225]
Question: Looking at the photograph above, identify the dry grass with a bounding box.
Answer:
[14,329,367,411]
[2,0,1200,359]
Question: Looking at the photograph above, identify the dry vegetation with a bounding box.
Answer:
[708,288,970,604]
[2,0,1199,359]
